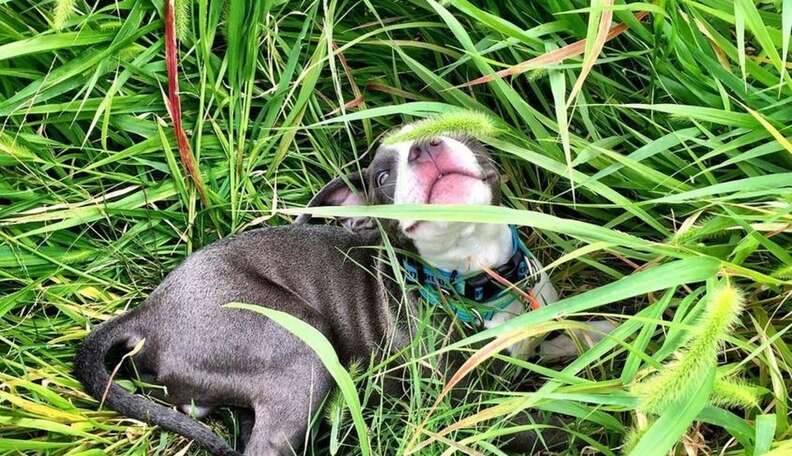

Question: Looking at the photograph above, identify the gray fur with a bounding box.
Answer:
[75,226,409,455]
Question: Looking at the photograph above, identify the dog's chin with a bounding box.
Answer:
[402,220,484,245]
[406,201,490,241]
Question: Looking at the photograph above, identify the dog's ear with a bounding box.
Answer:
[295,170,375,233]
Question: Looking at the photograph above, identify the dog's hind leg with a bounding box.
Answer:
[243,359,332,456]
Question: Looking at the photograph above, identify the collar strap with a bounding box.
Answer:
[399,226,540,323]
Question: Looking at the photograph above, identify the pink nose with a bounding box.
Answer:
[408,138,444,163]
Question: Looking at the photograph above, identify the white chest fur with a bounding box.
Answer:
[411,222,513,273]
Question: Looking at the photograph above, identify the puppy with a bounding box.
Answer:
[75,132,592,455]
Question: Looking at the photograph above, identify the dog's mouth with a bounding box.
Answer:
[402,170,497,235]
[482,170,498,184]
[427,170,479,195]
[425,169,496,203]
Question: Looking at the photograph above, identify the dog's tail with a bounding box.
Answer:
[74,314,241,456]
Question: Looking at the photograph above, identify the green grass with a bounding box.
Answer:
[1,0,791,455]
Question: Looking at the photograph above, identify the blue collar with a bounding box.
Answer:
[399,226,541,324]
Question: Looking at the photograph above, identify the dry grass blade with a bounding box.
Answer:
[411,426,486,456]
[408,398,526,455]
[459,11,648,89]
[740,102,792,156]
[100,338,146,408]
[567,0,614,106]
[480,266,542,310]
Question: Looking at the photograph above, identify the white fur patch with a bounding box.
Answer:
[539,320,617,361]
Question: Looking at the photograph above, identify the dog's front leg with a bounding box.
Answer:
[539,319,618,361]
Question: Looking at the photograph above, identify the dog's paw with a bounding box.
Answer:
[538,320,617,362]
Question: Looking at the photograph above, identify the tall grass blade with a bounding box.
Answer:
[567,0,613,106]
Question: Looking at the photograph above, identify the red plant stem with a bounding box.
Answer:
[164,0,207,204]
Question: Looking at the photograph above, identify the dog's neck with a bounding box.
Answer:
[411,223,513,273]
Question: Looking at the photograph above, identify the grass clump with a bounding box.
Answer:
[0,0,790,454]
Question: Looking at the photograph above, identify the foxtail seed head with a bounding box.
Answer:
[632,284,744,415]
[382,110,498,145]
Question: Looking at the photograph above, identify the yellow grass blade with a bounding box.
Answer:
[567,0,614,106]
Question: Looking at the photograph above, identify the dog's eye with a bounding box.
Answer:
[376,170,390,187]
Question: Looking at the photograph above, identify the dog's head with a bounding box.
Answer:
[297,129,500,251]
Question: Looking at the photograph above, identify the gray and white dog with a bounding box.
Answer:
[75,130,606,455]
